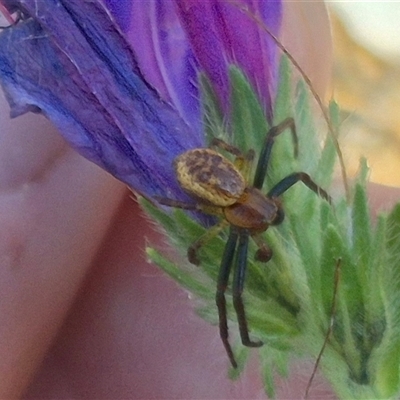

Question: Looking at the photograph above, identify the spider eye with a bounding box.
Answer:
[272,208,285,225]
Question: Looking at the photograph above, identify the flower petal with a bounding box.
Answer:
[0,0,202,200]
[102,0,133,32]
[175,0,282,119]
[104,0,201,134]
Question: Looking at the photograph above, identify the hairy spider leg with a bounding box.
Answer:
[210,137,255,179]
[253,117,298,190]
[155,196,224,216]
[216,227,264,369]
[187,220,229,265]
[233,229,263,348]
[210,138,244,157]
[267,172,331,202]
[155,198,199,210]
[155,197,227,265]
[216,228,239,368]
[251,233,273,262]
[241,149,256,181]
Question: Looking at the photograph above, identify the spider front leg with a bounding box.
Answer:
[268,172,331,202]
[253,117,298,190]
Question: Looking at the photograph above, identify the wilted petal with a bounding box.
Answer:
[175,0,282,118]
[0,0,202,200]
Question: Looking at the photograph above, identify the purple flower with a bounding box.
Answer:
[0,0,281,201]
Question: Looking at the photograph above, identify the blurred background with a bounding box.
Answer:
[329,2,400,187]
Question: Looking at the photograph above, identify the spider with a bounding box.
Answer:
[157,117,331,368]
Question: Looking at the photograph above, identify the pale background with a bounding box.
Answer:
[330,2,400,187]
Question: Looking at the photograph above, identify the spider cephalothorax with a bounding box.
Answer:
[157,118,331,368]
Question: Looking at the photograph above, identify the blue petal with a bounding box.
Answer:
[175,0,282,119]
[104,0,201,135]
[102,0,133,32]
[0,0,202,200]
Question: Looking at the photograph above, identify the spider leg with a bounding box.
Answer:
[241,149,255,182]
[210,138,243,157]
[253,117,298,190]
[154,197,199,210]
[251,233,273,262]
[188,220,229,265]
[267,172,331,203]
[216,228,239,368]
[233,230,263,348]
[210,138,255,175]
[156,196,226,264]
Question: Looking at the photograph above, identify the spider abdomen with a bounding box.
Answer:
[224,188,280,232]
[174,148,246,207]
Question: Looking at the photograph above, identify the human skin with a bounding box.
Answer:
[1,2,399,399]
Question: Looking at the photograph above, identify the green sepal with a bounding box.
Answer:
[352,184,373,295]
[315,100,340,187]
[146,247,214,300]
[268,55,297,182]
[228,344,250,380]
[273,55,292,124]
[229,65,269,152]
[372,205,400,398]
[259,347,290,399]
[199,72,225,145]
[294,79,319,173]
